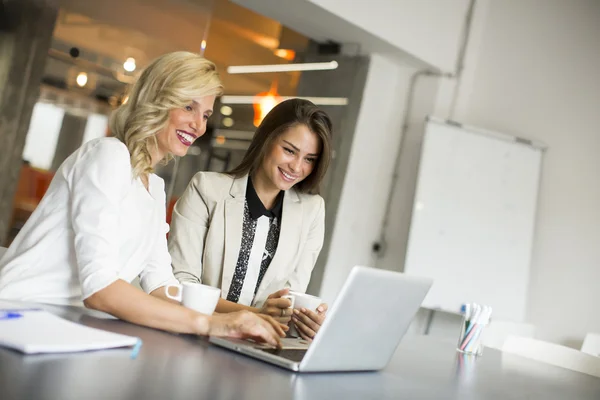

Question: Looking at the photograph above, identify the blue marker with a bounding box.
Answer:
[0,311,23,320]
[130,339,143,359]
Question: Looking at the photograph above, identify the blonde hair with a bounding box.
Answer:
[110,51,223,178]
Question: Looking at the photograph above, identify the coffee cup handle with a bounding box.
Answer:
[165,283,183,302]
[282,294,295,309]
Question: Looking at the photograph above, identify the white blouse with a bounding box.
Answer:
[0,137,178,306]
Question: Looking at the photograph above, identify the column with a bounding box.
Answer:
[51,113,87,171]
[0,0,58,244]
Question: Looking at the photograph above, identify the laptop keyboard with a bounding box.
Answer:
[260,348,307,362]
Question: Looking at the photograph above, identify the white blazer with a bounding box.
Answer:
[168,172,325,307]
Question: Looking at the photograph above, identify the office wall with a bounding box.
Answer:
[232,0,451,69]
[382,0,600,346]
[22,103,65,170]
[374,74,442,274]
[375,0,492,273]
[305,0,471,72]
[82,114,108,144]
[451,0,600,346]
[318,55,423,303]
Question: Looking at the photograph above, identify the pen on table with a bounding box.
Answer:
[0,311,23,320]
[130,339,143,359]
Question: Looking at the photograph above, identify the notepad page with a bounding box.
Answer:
[0,310,138,354]
[0,299,42,311]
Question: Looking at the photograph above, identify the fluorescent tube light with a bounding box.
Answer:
[227,61,338,74]
[220,96,348,106]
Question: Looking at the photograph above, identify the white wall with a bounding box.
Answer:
[375,74,441,273]
[23,103,65,170]
[82,113,108,144]
[232,0,445,69]
[306,0,471,72]
[318,55,417,303]
[450,0,600,347]
[370,0,600,347]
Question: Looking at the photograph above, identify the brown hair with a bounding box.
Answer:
[228,98,333,194]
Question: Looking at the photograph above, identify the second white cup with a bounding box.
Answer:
[165,282,221,315]
[287,291,322,338]
[288,291,322,311]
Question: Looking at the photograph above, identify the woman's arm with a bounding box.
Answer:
[214,290,293,325]
[84,280,284,344]
[85,280,207,333]
[215,297,258,313]
[68,142,282,344]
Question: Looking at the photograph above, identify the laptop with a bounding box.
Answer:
[209,266,432,372]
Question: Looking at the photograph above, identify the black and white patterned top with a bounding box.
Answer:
[226,176,283,305]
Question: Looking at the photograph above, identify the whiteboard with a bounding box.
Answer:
[404,117,543,321]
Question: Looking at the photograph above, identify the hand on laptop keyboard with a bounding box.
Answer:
[209,311,286,348]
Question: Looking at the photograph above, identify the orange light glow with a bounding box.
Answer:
[273,49,296,61]
[253,82,282,127]
[215,135,226,145]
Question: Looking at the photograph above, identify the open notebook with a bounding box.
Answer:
[0,306,138,354]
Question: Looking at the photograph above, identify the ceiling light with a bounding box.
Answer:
[274,49,296,61]
[220,105,233,116]
[123,57,136,72]
[253,93,280,127]
[227,61,338,74]
[222,117,234,128]
[221,96,348,106]
[76,72,88,87]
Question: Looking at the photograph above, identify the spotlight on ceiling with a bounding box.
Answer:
[123,57,136,72]
[76,72,88,87]
[222,117,234,128]
[220,105,233,116]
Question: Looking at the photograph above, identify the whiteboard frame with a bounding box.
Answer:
[426,116,547,151]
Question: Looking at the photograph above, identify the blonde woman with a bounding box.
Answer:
[0,52,283,346]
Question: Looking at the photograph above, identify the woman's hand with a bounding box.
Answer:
[207,311,286,348]
[259,288,294,324]
[292,303,328,341]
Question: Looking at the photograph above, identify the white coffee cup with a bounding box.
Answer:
[281,294,295,310]
[286,291,322,338]
[165,282,221,315]
[288,291,322,312]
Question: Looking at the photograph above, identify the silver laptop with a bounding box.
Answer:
[209,266,432,372]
